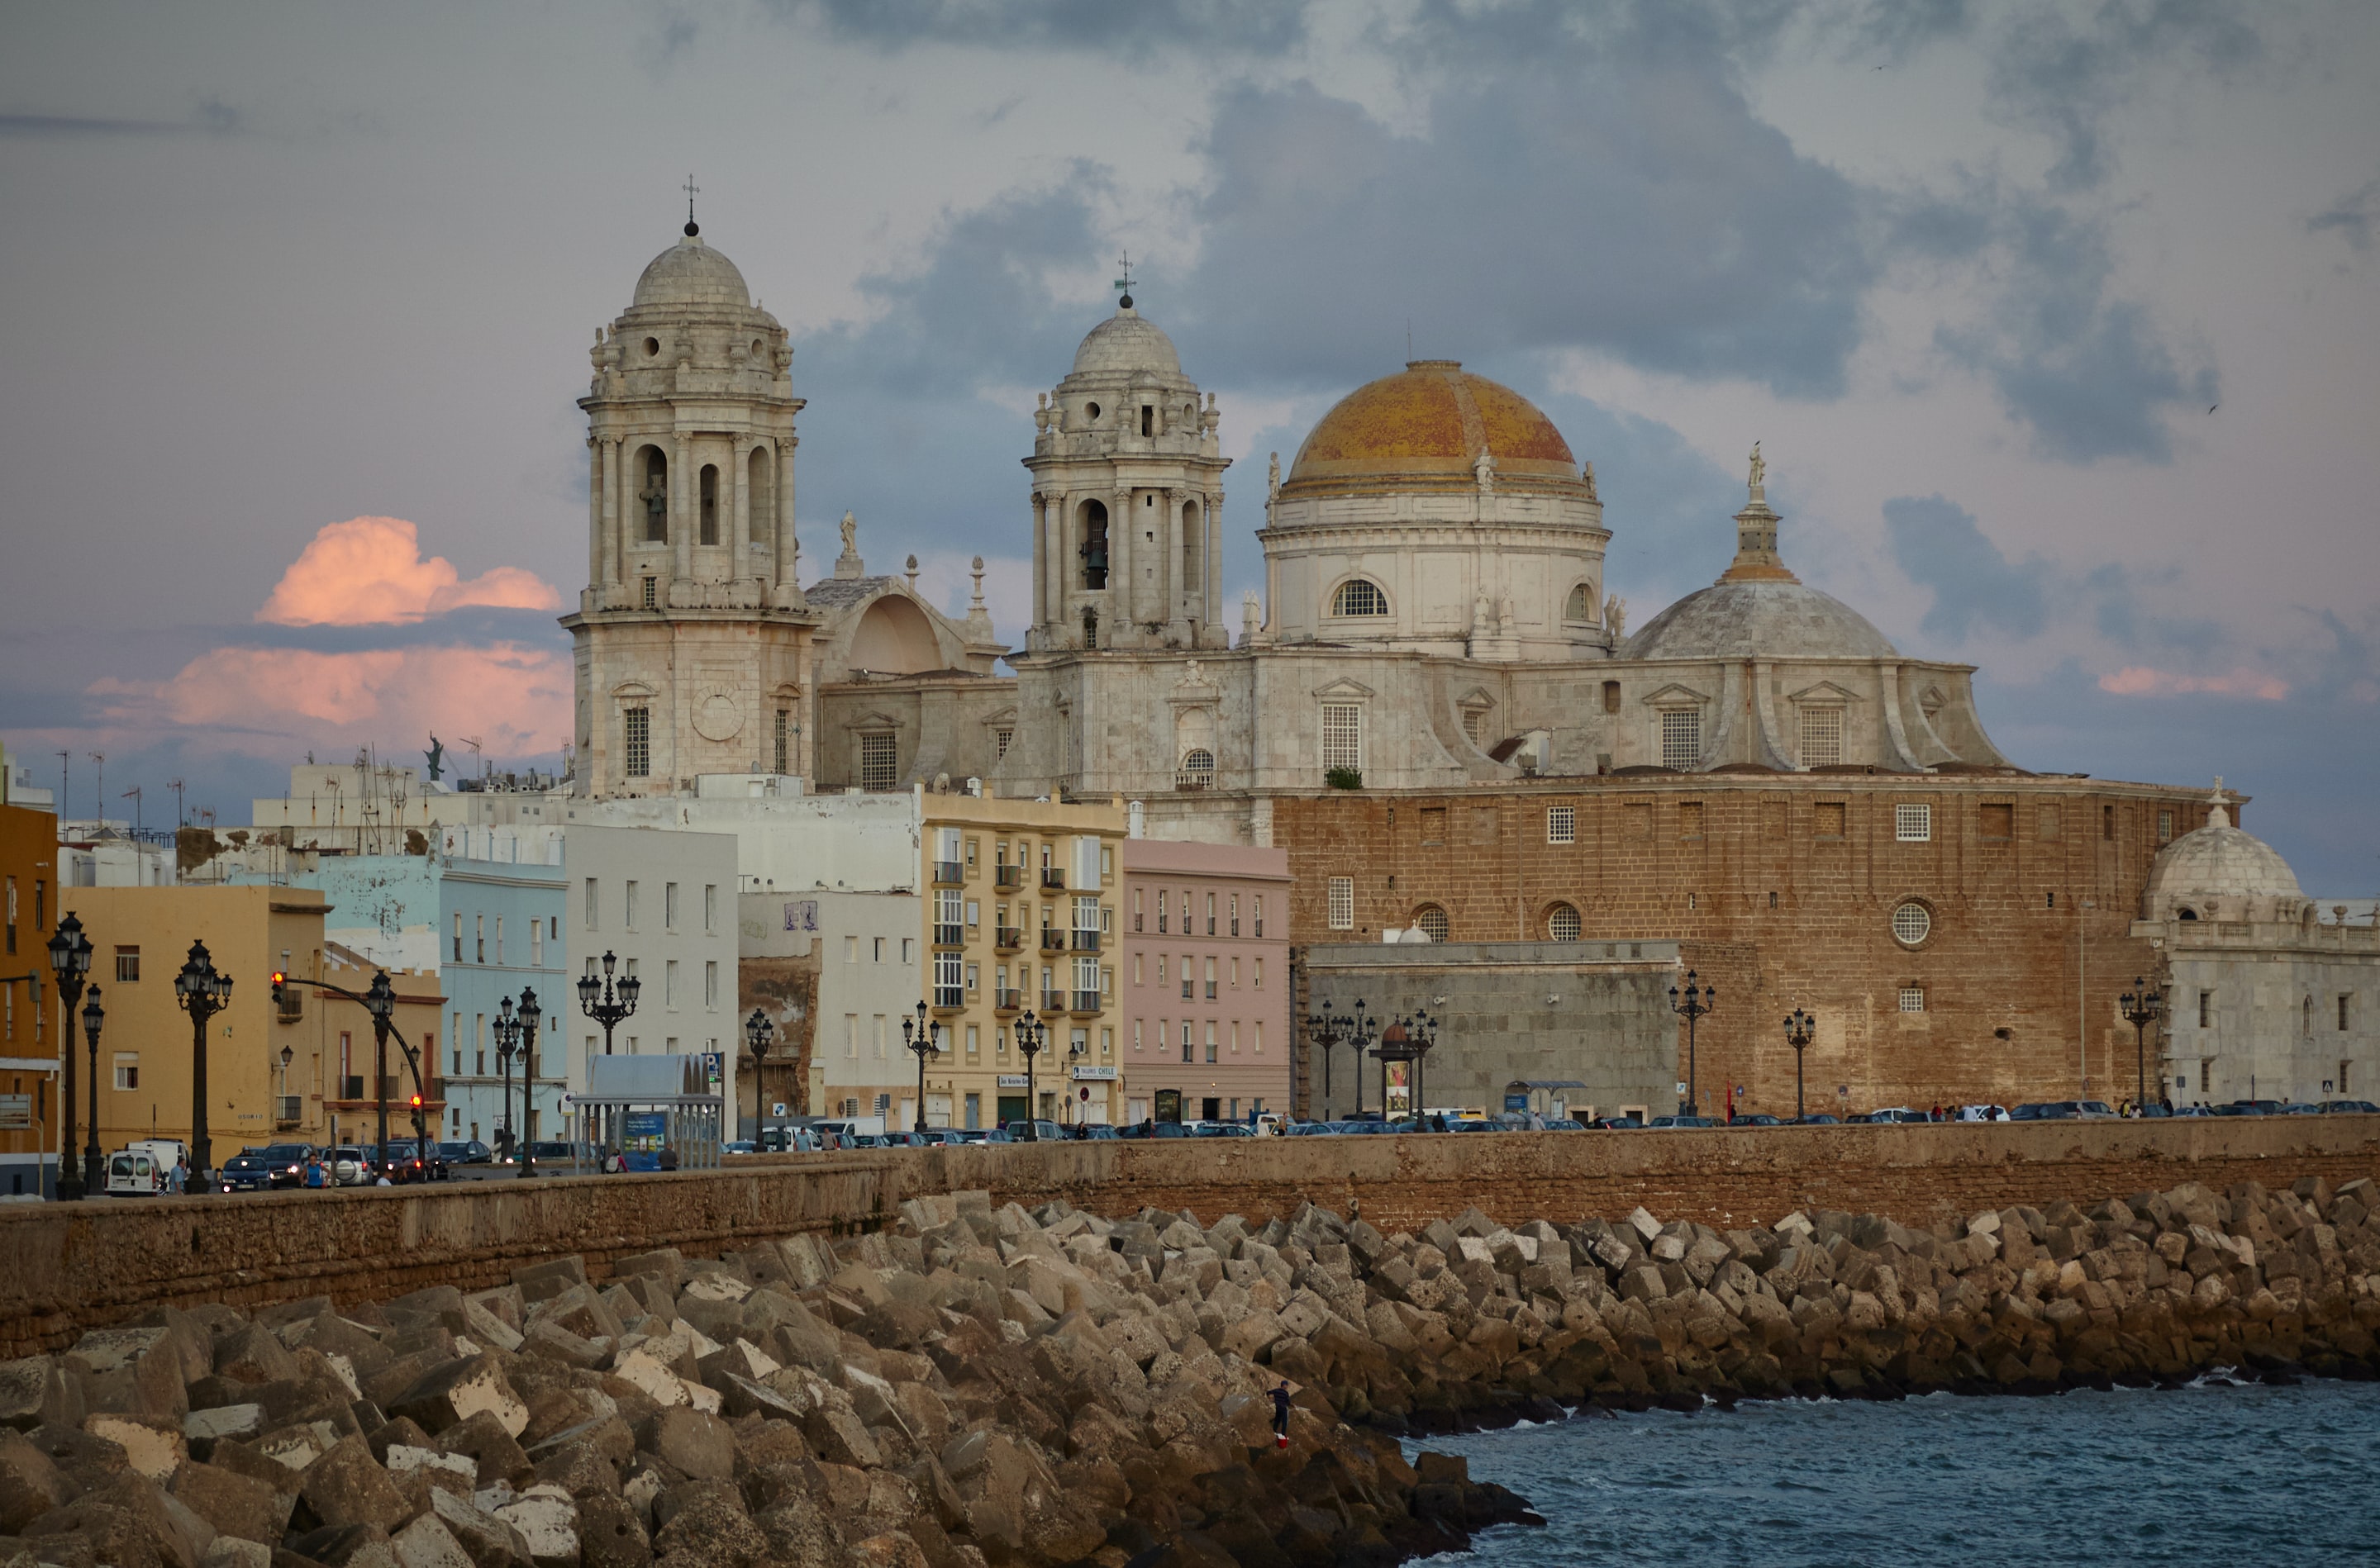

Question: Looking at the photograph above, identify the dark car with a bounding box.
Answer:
[439,1139,493,1166]
[2281,1101,2328,1115]
[2011,1102,2073,1120]
[255,1143,317,1189]
[2319,1100,2380,1114]
[220,1147,277,1192]
[1587,1115,1645,1129]
[1541,1117,1587,1130]
[2215,1100,2280,1117]
[526,1140,574,1161]
[1071,1124,1121,1140]
[2133,1102,2173,1118]
[1002,1120,1064,1143]
[1119,1120,1192,1138]
[1729,1113,1783,1127]
[1793,1114,1843,1124]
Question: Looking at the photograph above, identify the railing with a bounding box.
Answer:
[1040,929,1069,952]
[996,866,1023,889]
[1040,869,1066,891]
[340,1076,365,1101]
[992,988,1022,1012]
[1175,767,1215,791]
[276,1095,302,1127]
[1043,991,1069,1014]
[1072,991,1104,1014]
[932,986,965,1010]
[933,923,965,947]
[995,926,1023,952]
[933,861,964,886]
[1071,929,1101,952]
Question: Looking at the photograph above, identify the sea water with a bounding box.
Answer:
[1408,1379,2380,1566]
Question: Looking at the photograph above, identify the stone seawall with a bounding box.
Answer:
[4,1118,2374,1359]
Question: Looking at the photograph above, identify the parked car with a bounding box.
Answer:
[328,1146,369,1186]
[2133,1102,2173,1118]
[2172,1105,2216,1118]
[2013,1101,2114,1121]
[107,1148,170,1195]
[439,1139,493,1166]
[1119,1120,1193,1138]
[526,1140,575,1162]
[950,1127,1015,1143]
[1647,1114,1723,1128]
[1541,1118,1588,1130]
[1587,1115,1645,1129]
[1864,1108,1931,1124]
[2319,1100,2380,1114]
[220,1147,278,1192]
[1002,1120,1065,1143]
[1070,1124,1121,1140]
[1793,1114,1843,1124]
[1188,1121,1256,1138]
[1729,1113,1783,1127]
[2280,1101,2329,1115]
[721,1140,758,1154]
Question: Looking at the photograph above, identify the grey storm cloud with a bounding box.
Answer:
[1883,493,2051,643]
[0,100,242,138]
[2309,176,2380,252]
[784,0,1306,55]
[1926,192,2217,463]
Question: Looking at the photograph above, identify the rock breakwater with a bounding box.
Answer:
[1,1172,2374,1568]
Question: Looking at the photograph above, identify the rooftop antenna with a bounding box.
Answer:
[1112,249,1135,309]
[88,753,103,828]
[166,777,185,828]
[683,173,700,236]
[121,786,141,837]
[459,737,485,779]
[56,753,68,843]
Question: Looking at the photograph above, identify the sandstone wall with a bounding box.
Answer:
[4,1116,2373,1358]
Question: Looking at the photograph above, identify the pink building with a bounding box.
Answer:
[1118,840,1292,1125]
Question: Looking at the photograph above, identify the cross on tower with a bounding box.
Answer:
[1112,250,1135,305]
[684,174,700,223]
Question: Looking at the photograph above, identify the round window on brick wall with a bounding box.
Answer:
[1414,905,1450,943]
[1891,900,1932,947]
[1546,904,1582,942]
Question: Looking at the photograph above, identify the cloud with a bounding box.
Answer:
[0,100,243,137]
[2309,175,2380,252]
[1883,493,2050,641]
[783,0,1306,55]
[2098,665,2288,701]
[256,516,560,627]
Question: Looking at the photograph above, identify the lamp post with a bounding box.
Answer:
[1668,969,1713,1118]
[1783,1007,1815,1124]
[514,988,540,1176]
[278,1042,293,1132]
[575,951,640,1161]
[47,913,94,1200]
[900,1000,942,1136]
[1342,999,1377,1119]
[362,968,396,1181]
[2120,976,2164,1112]
[493,995,520,1166]
[173,940,232,1194]
[1303,1000,1343,1121]
[745,1009,775,1144]
[1014,1010,1046,1138]
[79,987,104,1190]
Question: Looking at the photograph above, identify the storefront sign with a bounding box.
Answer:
[1070,1065,1118,1081]
[997,1074,1029,1089]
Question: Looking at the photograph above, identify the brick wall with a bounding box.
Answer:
[1273,774,2219,1115]
[4,1115,2373,1359]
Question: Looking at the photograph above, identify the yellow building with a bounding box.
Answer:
[918,791,1126,1130]
[69,886,444,1166]
[2,801,61,1198]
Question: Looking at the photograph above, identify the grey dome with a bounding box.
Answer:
[1623,579,1898,662]
[633,235,751,309]
[1071,304,1181,377]
[2145,789,2303,919]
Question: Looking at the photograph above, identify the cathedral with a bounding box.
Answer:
[569,222,2275,1114]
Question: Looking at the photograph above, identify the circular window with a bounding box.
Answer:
[1084,402,1102,421]
[1546,904,1582,942]
[751,338,765,359]
[642,336,660,357]
[1414,905,1450,943]
[1891,901,1932,947]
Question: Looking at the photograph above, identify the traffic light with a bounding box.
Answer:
[409,1093,423,1109]
[269,971,287,1004]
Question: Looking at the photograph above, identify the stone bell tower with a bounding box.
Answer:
[1022,274,1230,653]
[564,213,819,797]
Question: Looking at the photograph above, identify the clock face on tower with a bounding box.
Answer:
[693,692,744,743]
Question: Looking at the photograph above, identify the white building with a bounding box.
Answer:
[562,822,740,1139]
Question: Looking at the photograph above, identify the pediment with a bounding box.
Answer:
[979,706,1018,728]
[1455,686,1497,710]
[1785,680,1863,706]
[1313,677,1376,701]
[849,710,904,733]
[1638,682,1710,707]
[609,680,658,700]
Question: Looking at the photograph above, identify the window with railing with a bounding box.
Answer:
[996,925,1022,951]
[1177,748,1216,791]
[860,732,897,792]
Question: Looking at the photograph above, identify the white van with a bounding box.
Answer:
[106,1149,168,1195]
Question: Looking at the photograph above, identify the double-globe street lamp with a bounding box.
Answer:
[1668,969,1715,1117]
[1783,1007,1816,1124]
[174,941,233,1194]
[2120,976,2165,1111]
[1304,998,1378,1121]
[494,988,543,1177]
[45,914,95,1199]
[1013,1010,1047,1138]
[900,1000,944,1137]
[576,951,640,1159]
[745,1010,776,1141]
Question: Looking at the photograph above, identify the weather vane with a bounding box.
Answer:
[683,173,700,235]
[1112,249,1135,306]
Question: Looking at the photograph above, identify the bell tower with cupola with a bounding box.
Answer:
[564,209,820,798]
[1021,268,1231,653]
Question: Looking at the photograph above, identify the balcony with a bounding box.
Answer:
[992,988,1022,1014]
[1071,991,1105,1015]
[1040,868,1066,891]
[1174,767,1216,791]
[996,865,1023,890]
[1070,929,1102,953]
[276,1095,302,1128]
[340,1075,365,1101]
[1042,990,1069,1014]
[932,986,965,1012]
[933,923,966,947]
[1039,929,1069,953]
[995,926,1023,953]
[933,860,964,886]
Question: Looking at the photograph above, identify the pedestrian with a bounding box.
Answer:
[304,1155,327,1190]
[1271,1381,1292,1448]
[168,1158,187,1195]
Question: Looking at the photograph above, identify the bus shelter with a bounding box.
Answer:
[564,1055,726,1172]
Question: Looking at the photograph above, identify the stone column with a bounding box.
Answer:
[1110,483,1134,630]
[603,438,623,587]
[587,439,604,592]
[1162,487,1182,630]
[673,434,693,587]
[1204,491,1223,640]
[732,440,750,585]
[1028,492,1047,630]
[776,436,797,587]
[1111,490,1133,630]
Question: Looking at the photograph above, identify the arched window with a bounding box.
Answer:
[1545,904,1581,942]
[636,448,668,544]
[1076,499,1109,590]
[1332,579,1388,617]
[747,447,774,551]
[1564,584,1594,622]
[2178,907,2199,921]
[1413,905,1449,943]
[1178,749,1216,791]
[698,464,720,545]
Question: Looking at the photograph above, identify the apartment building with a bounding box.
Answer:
[1118,839,1292,1124]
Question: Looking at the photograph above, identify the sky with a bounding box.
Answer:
[1,0,2375,891]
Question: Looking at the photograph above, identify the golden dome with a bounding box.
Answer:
[1280,361,1584,500]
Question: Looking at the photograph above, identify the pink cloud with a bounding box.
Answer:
[2099,666,2291,701]
[256,516,560,626]
[87,644,572,759]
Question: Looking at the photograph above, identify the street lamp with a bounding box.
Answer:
[493,995,520,1166]
[2120,976,2164,1112]
[47,913,94,1200]
[514,988,540,1177]
[1343,1000,1378,1119]
[576,952,639,1160]
[79,988,104,1190]
[1303,1000,1343,1121]
[278,1042,293,1131]
[1014,1010,1046,1138]
[900,1000,942,1136]
[174,940,233,1193]
[745,1009,775,1144]
[1668,969,1714,1117]
[361,968,397,1181]
[1783,1007,1815,1124]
